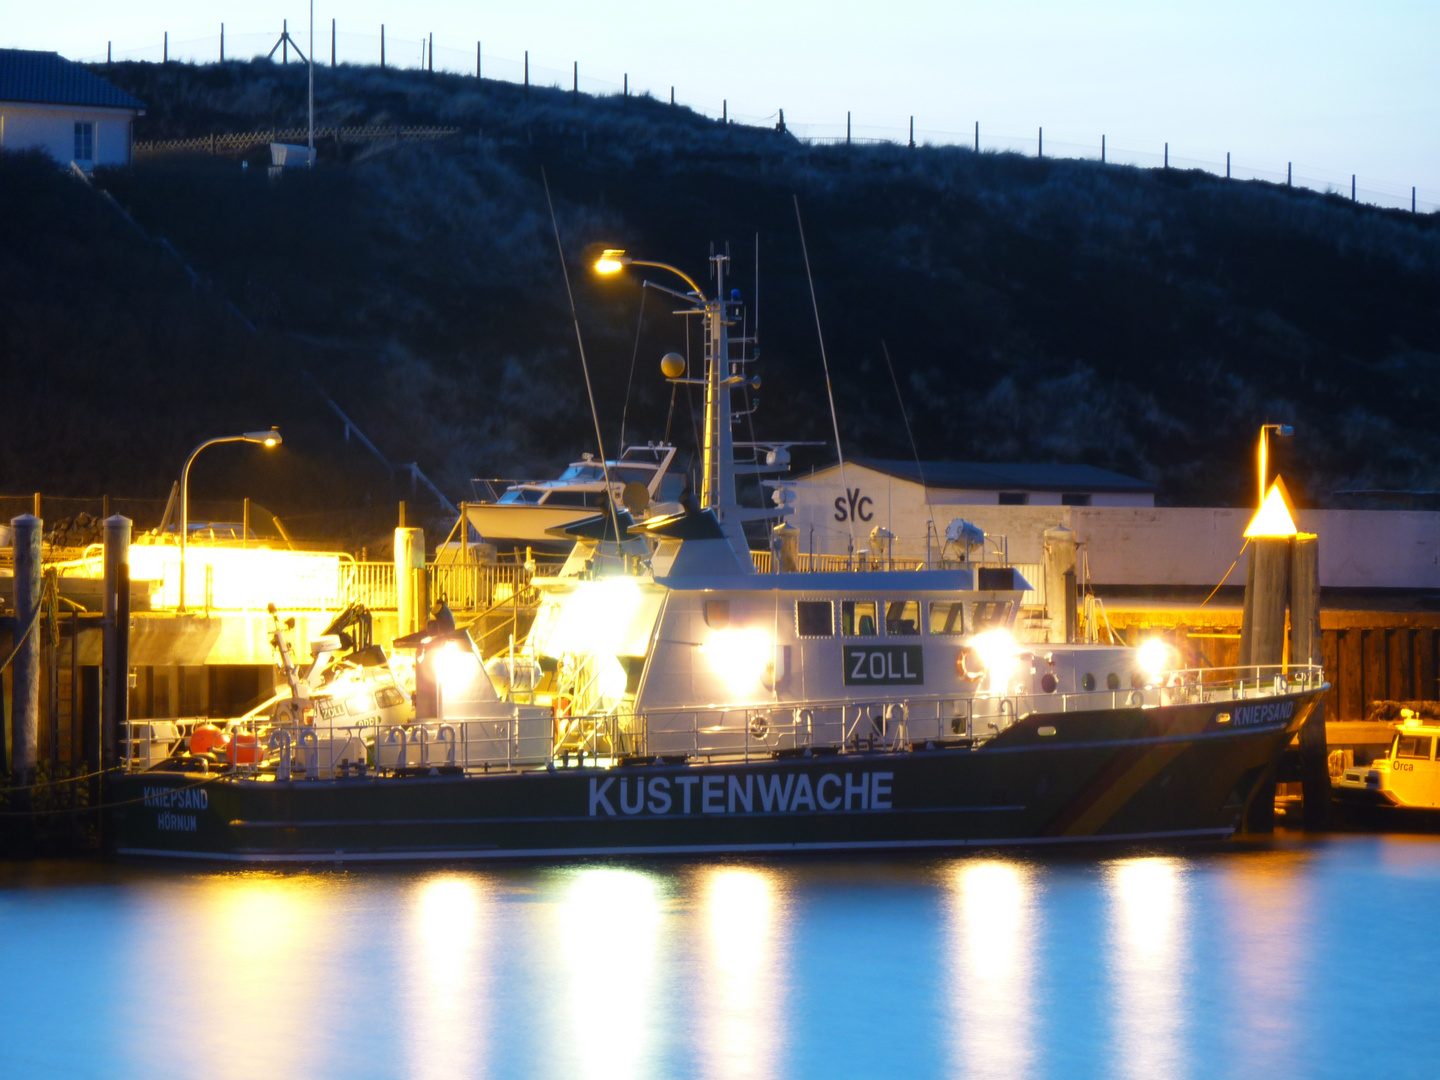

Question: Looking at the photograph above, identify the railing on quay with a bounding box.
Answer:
[123,663,1325,776]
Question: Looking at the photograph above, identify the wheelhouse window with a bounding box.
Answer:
[884,600,919,635]
[840,600,877,637]
[498,487,545,504]
[971,600,1014,632]
[1396,735,1434,760]
[74,122,94,161]
[928,600,965,635]
[998,492,1028,505]
[796,600,834,638]
[1061,493,1092,506]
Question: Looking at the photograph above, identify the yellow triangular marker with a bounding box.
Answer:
[1245,476,1299,538]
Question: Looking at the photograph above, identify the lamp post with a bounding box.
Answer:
[1257,423,1294,507]
[178,429,281,612]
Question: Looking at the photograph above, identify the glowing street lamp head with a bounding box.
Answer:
[244,428,283,448]
[595,249,630,275]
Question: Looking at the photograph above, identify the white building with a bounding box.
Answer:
[785,458,1155,557]
[781,458,1440,590]
[0,49,144,169]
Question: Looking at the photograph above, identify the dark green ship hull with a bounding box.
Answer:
[110,691,1319,862]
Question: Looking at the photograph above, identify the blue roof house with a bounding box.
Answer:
[0,49,144,169]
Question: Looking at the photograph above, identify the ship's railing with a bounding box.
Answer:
[125,663,1324,775]
[748,551,1044,606]
[341,561,557,612]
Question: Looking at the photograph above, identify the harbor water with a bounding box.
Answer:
[1,835,1437,1079]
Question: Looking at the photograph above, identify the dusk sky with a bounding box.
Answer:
[8,1,1437,207]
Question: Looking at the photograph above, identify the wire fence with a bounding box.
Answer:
[76,23,1439,216]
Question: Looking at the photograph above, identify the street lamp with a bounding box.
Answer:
[594,249,740,514]
[178,429,282,612]
[1257,423,1294,508]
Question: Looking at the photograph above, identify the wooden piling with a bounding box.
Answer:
[11,515,41,791]
[1241,538,1290,668]
[102,515,131,772]
[1291,534,1329,829]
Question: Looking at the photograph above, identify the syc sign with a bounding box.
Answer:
[843,645,924,686]
[833,487,874,523]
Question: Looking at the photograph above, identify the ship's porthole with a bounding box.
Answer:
[1131,671,1146,689]
[1106,672,1121,691]
[1081,673,1096,691]
[1041,673,1058,693]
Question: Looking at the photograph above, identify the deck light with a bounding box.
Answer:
[969,629,1019,692]
[705,627,771,694]
[244,428,283,448]
[595,249,630,274]
[1137,639,1173,684]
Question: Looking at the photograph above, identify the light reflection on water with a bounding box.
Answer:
[5,836,1440,1079]
[1107,857,1186,1080]
[950,861,1035,1080]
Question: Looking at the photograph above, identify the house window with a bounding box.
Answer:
[74,122,94,161]
[1062,493,1092,506]
[998,492,1028,505]
[796,600,833,638]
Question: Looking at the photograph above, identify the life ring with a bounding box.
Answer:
[957,647,985,681]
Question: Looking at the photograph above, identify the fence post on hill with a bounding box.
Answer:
[219,25,224,62]
[164,32,168,63]
[1038,127,1043,157]
[1101,134,1105,163]
[1287,162,1292,187]
[1414,187,1417,213]
[974,121,978,152]
[846,111,851,145]
[331,20,336,67]
[909,116,914,148]
[524,51,529,89]
[107,41,111,64]
[1351,175,1356,201]
[723,100,727,123]
[381,25,385,68]
[573,61,577,96]
[428,33,433,73]
[1226,151,1230,179]
[477,42,482,78]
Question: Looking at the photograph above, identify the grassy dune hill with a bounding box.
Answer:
[2,57,1438,538]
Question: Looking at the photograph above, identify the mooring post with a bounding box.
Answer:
[102,515,131,774]
[395,503,427,638]
[1043,525,1077,644]
[11,515,41,792]
[1240,536,1291,833]
[1291,534,1329,830]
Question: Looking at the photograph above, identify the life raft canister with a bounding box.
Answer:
[190,723,230,756]
[228,732,266,765]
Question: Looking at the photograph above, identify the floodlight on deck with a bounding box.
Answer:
[595,249,630,274]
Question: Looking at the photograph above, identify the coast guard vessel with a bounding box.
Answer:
[110,247,1326,862]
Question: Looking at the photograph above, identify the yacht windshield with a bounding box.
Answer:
[499,487,546,504]
[557,464,605,482]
